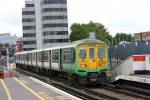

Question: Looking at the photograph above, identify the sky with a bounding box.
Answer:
[0,0,150,37]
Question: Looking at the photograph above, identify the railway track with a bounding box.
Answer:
[88,84,150,100]
[14,68,150,100]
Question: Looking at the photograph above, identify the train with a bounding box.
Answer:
[14,39,109,85]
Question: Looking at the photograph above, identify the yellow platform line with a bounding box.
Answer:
[14,78,44,100]
[0,79,12,100]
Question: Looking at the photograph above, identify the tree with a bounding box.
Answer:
[113,32,134,45]
[70,21,113,44]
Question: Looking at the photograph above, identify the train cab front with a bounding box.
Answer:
[76,43,108,84]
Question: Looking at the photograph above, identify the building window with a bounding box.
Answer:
[23,33,36,37]
[44,39,68,43]
[22,11,35,15]
[24,48,35,51]
[43,31,68,36]
[25,4,34,7]
[42,15,67,20]
[43,23,68,28]
[23,41,36,44]
[22,18,35,22]
[23,26,36,30]
[43,0,67,4]
[42,8,67,12]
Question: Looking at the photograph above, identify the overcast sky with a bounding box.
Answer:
[0,0,150,37]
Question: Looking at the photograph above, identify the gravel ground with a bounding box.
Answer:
[11,69,26,77]
[92,88,149,100]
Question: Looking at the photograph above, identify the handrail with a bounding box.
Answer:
[110,56,132,70]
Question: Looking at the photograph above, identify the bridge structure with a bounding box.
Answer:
[109,41,150,85]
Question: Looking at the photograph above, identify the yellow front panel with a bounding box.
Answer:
[78,44,97,69]
[77,44,107,69]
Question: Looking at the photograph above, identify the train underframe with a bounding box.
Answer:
[16,63,107,85]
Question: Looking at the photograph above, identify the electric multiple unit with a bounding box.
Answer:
[15,39,109,84]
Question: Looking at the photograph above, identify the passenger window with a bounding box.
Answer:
[89,48,95,59]
[98,48,105,58]
[43,51,48,62]
[38,52,42,62]
[32,53,36,61]
[52,50,59,63]
[26,54,30,61]
[63,48,75,63]
[79,48,86,59]
[63,49,72,63]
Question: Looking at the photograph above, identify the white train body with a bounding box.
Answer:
[111,54,150,81]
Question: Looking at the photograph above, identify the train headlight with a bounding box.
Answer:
[80,64,87,68]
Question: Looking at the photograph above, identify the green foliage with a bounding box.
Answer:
[113,32,134,45]
[70,21,113,45]
[70,21,134,46]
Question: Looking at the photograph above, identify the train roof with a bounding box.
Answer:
[15,39,105,54]
[38,39,105,51]
[15,51,29,55]
[71,39,105,46]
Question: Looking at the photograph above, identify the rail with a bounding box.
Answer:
[100,83,150,99]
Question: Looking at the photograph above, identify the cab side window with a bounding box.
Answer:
[98,48,105,58]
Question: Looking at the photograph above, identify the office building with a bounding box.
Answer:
[134,31,150,42]
[22,0,69,51]
[0,33,20,66]
[0,33,19,45]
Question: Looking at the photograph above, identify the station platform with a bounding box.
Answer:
[115,75,150,84]
[0,77,81,100]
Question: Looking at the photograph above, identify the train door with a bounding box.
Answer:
[49,50,51,69]
[88,45,97,69]
[60,49,63,70]
[51,50,60,71]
